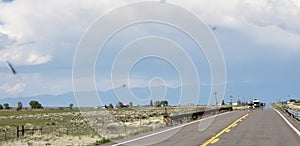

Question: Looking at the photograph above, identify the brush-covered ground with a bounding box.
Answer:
[0,105,238,146]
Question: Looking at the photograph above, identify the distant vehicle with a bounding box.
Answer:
[253,99,260,108]
[248,103,254,109]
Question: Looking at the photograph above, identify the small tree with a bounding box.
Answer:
[116,101,124,108]
[108,103,114,109]
[150,100,153,107]
[29,100,43,109]
[0,104,3,110]
[154,101,161,107]
[221,100,225,105]
[161,100,168,107]
[237,99,242,106]
[69,103,73,110]
[3,103,10,109]
[17,101,23,111]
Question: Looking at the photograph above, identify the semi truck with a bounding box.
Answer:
[248,99,265,109]
[253,99,260,108]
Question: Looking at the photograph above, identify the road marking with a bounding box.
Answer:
[273,108,300,136]
[112,111,233,146]
[231,123,238,127]
[210,138,219,144]
[200,113,248,146]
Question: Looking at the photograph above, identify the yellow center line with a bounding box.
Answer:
[210,138,219,144]
[200,113,249,146]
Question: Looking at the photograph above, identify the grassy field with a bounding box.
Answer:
[0,109,79,126]
[272,102,300,111]
[0,106,233,145]
[0,108,79,117]
[287,103,300,111]
[0,108,101,145]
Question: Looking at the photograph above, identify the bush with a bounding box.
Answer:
[29,100,43,109]
[93,138,111,145]
[17,101,22,111]
[3,103,10,109]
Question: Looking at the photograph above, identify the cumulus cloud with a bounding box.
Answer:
[1,0,299,66]
[0,72,73,98]
[0,32,15,50]
[0,46,52,66]
[27,53,51,65]
[0,0,128,66]
[0,0,300,98]
[176,0,300,32]
[0,82,25,95]
[173,0,300,53]
[0,0,138,98]
[240,0,300,34]
[0,0,300,64]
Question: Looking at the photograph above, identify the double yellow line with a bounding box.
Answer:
[201,113,249,146]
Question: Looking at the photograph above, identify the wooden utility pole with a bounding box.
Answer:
[214,92,218,106]
[230,95,233,108]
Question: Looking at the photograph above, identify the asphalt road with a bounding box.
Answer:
[110,109,300,146]
[213,109,300,146]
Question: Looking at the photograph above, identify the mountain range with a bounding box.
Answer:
[0,87,194,107]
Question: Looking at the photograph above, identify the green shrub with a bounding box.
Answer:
[93,138,111,145]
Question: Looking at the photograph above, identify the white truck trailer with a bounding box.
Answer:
[253,99,260,108]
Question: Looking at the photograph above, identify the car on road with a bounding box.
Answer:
[248,103,254,109]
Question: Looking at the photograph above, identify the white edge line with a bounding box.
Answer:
[112,111,233,146]
[273,108,300,136]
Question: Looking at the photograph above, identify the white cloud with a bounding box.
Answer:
[1,0,299,66]
[0,0,129,66]
[0,0,145,97]
[0,82,25,95]
[27,52,51,65]
[0,0,300,98]
[0,46,52,65]
[246,24,300,54]
[172,0,300,53]
[240,0,300,33]
[0,32,15,50]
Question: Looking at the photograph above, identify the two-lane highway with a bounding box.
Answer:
[110,109,300,146]
[212,109,300,146]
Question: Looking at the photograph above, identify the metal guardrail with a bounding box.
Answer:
[169,107,233,122]
[285,108,300,121]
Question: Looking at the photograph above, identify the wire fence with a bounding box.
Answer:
[0,126,43,142]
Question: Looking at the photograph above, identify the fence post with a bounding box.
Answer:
[4,130,7,141]
[17,126,19,138]
[21,125,24,136]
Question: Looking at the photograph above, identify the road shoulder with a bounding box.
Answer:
[273,108,300,136]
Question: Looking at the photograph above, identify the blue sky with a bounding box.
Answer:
[0,0,300,106]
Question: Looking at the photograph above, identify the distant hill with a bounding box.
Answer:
[0,92,76,107]
[0,87,187,107]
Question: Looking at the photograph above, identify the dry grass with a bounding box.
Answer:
[232,106,248,110]
[287,104,300,111]
[0,106,233,145]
